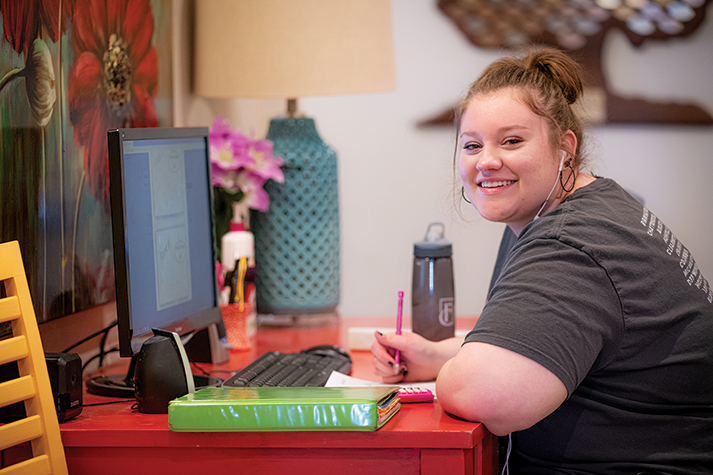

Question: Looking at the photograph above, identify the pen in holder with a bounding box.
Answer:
[222,256,257,352]
[229,256,248,311]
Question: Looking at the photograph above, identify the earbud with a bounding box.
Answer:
[534,150,568,221]
[558,150,566,172]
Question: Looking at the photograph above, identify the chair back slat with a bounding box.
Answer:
[0,295,21,323]
[0,335,29,366]
[0,415,44,451]
[0,375,36,407]
[0,454,52,475]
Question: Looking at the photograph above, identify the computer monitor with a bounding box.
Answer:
[86,127,225,398]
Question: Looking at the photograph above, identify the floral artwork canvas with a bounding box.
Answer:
[0,0,173,323]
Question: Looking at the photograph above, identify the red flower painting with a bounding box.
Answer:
[0,0,73,54]
[68,0,159,211]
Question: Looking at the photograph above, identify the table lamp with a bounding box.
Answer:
[194,0,396,317]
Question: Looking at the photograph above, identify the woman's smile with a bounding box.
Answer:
[478,180,517,189]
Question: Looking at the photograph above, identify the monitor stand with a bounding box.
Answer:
[86,353,222,398]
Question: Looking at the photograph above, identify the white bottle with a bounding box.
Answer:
[221,202,254,272]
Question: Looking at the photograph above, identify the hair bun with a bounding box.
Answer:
[527,49,583,105]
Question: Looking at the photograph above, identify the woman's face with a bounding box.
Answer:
[459,88,564,235]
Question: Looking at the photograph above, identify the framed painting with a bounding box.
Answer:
[0,0,173,325]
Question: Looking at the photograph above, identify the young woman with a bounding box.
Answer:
[371,48,713,473]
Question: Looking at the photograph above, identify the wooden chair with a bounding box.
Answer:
[0,241,68,475]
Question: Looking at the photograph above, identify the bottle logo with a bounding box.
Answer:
[438,297,455,327]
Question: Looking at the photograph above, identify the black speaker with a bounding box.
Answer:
[0,352,83,423]
[134,333,193,414]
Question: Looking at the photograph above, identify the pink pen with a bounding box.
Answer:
[394,291,403,375]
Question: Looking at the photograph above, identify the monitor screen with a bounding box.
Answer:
[108,127,222,356]
[86,127,225,402]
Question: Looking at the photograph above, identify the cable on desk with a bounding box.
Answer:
[190,361,229,380]
[83,399,136,407]
[61,319,117,353]
[82,347,119,372]
[190,361,210,376]
[98,323,112,367]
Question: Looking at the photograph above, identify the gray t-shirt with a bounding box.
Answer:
[465,178,713,473]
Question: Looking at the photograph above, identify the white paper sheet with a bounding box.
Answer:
[325,371,437,398]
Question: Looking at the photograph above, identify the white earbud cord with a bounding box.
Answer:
[533,152,565,221]
[500,432,512,475]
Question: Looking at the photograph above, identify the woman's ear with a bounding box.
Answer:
[561,130,577,160]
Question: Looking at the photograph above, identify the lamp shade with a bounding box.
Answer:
[194,0,397,99]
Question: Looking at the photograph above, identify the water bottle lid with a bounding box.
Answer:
[414,222,452,258]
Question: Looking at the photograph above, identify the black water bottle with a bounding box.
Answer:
[411,222,455,341]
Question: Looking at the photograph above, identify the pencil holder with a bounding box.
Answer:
[220,303,256,352]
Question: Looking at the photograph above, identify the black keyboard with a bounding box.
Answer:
[222,349,352,388]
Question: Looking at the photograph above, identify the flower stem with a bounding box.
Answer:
[72,170,86,313]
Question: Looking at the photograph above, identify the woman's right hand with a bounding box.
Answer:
[371,331,463,384]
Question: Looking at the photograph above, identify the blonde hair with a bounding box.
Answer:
[456,48,585,168]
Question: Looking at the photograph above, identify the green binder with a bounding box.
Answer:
[168,386,400,432]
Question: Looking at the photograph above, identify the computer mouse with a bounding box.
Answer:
[301,344,351,361]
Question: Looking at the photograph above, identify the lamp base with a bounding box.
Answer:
[257,312,338,328]
[251,117,340,316]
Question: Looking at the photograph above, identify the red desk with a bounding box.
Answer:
[60,317,498,474]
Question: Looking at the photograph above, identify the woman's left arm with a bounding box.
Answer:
[437,341,567,437]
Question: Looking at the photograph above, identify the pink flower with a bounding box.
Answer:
[247,139,284,182]
[210,117,253,179]
[209,117,284,212]
[234,170,271,211]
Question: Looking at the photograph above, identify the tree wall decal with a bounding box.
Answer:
[421,0,712,126]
